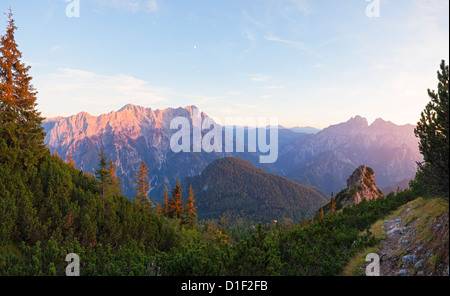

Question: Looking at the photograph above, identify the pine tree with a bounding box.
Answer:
[184,185,197,229]
[301,216,307,227]
[94,147,111,199]
[318,208,324,221]
[202,222,210,234]
[168,180,184,219]
[108,159,122,196]
[0,10,46,169]
[220,217,228,236]
[330,198,336,214]
[162,187,169,216]
[134,161,152,207]
[155,203,162,215]
[413,60,449,197]
[330,192,336,214]
[53,151,59,159]
[67,155,76,168]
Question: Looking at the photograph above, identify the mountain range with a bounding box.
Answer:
[45,104,226,200]
[277,115,422,195]
[43,104,422,202]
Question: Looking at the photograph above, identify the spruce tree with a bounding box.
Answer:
[220,217,228,236]
[301,216,307,227]
[0,10,46,169]
[184,185,197,229]
[162,187,169,216]
[413,60,449,197]
[168,180,184,219]
[67,155,76,168]
[155,203,162,215]
[318,208,324,221]
[134,161,152,207]
[108,159,122,196]
[94,147,111,199]
[330,192,336,214]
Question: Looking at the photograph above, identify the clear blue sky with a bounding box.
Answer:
[1,0,448,128]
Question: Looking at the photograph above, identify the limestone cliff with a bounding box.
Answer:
[335,165,385,210]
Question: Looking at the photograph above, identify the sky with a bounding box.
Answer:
[0,0,448,129]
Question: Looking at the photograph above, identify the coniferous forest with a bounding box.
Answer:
[0,10,448,279]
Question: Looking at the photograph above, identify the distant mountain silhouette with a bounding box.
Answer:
[277,116,422,195]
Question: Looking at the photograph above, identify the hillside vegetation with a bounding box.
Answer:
[183,157,329,225]
[0,147,419,276]
[1,12,448,277]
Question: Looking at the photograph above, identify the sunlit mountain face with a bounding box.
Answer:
[43,105,422,200]
[43,104,263,199]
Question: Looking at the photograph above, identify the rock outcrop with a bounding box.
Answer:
[335,165,384,209]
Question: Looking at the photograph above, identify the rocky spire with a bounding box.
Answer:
[322,165,385,211]
[340,165,384,208]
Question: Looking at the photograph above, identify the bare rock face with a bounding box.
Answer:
[336,165,384,209]
[42,104,217,200]
[42,104,260,200]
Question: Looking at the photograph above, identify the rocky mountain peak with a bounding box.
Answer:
[337,165,384,209]
[184,105,200,112]
[42,103,217,198]
[369,118,401,132]
[345,115,369,128]
[320,115,369,137]
[370,117,389,127]
[116,103,146,114]
[346,165,370,186]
